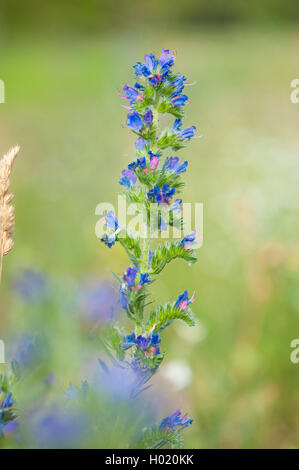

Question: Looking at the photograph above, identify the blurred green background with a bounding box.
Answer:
[1,1,299,448]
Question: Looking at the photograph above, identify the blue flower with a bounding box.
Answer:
[133,62,152,77]
[180,231,197,249]
[136,335,150,351]
[162,156,188,174]
[0,411,18,438]
[101,211,119,248]
[119,288,128,309]
[150,333,161,348]
[125,266,138,288]
[133,49,175,86]
[171,94,188,107]
[134,82,145,91]
[101,234,117,248]
[175,290,195,311]
[172,118,196,141]
[134,53,158,78]
[144,109,153,126]
[140,273,151,285]
[158,214,168,231]
[120,332,136,350]
[135,137,147,150]
[160,410,193,430]
[1,421,19,437]
[159,49,175,71]
[119,169,137,188]
[128,156,146,170]
[148,250,155,268]
[170,198,182,213]
[173,118,182,132]
[0,392,14,409]
[120,85,139,104]
[169,74,187,97]
[127,111,143,131]
[148,184,176,205]
[179,126,196,140]
[145,53,158,73]
[104,211,118,230]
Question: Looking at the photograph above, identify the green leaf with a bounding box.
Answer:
[101,326,125,361]
[146,302,196,333]
[149,241,197,275]
[132,426,182,449]
[125,187,147,204]
[119,233,142,262]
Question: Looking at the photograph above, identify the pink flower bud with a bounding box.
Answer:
[150,156,159,169]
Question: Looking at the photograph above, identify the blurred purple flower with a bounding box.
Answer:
[11,335,45,371]
[14,269,48,302]
[31,407,88,449]
[79,280,120,324]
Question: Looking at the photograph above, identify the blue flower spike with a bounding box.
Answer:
[98,48,199,447]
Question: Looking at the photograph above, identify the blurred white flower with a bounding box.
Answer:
[162,359,193,390]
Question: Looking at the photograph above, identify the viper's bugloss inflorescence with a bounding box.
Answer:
[99,49,200,447]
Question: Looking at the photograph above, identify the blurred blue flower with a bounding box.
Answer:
[0,392,14,409]
[0,420,19,437]
[79,280,119,324]
[32,408,88,449]
[14,269,48,302]
[135,137,147,150]
[148,250,154,268]
[11,335,44,371]
[65,380,89,401]
[93,363,137,401]
[119,287,128,310]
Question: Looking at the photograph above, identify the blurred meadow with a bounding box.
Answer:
[1,1,299,448]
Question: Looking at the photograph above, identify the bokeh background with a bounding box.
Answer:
[1,0,299,448]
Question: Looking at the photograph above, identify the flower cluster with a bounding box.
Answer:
[99,49,200,448]
[119,266,151,310]
[160,410,193,430]
[120,331,161,357]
